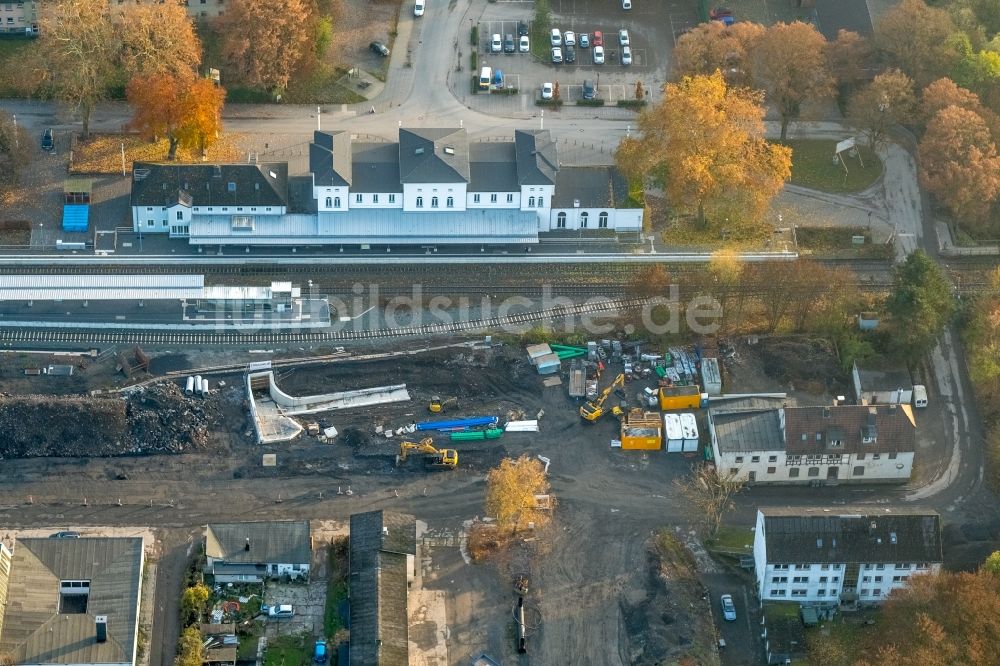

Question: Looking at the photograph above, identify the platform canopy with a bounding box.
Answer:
[0,274,205,301]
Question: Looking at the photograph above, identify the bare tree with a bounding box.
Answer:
[674,463,745,537]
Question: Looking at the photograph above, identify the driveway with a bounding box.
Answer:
[703,572,760,666]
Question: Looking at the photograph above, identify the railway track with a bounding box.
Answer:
[0,297,647,347]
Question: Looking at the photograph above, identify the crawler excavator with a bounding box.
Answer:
[398,438,459,469]
[428,396,459,413]
[579,373,626,422]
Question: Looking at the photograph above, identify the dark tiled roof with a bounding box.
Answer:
[785,405,915,455]
[398,128,469,183]
[514,129,558,185]
[205,521,311,565]
[552,166,628,208]
[760,508,943,564]
[0,538,144,666]
[310,131,352,187]
[349,511,416,666]
[351,143,403,193]
[131,162,288,208]
[469,142,519,192]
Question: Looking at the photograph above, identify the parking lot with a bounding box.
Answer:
[470,0,698,103]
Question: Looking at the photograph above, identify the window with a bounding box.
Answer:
[832,576,839,582]
[446,196,454,208]
[599,211,609,228]
[537,197,544,207]
[874,576,883,582]
[857,453,866,461]
[176,211,183,220]
[507,193,514,203]
[474,194,481,203]
[789,468,800,478]
[146,207,153,212]
[227,181,236,192]
[356,194,363,203]
[237,207,243,212]
[59,580,91,614]
[729,467,738,475]
[771,576,788,584]
[793,576,808,583]
[557,212,567,228]
[771,589,786,597]
[863,576,871,583]
[266,207,272,212]
[808,467,819,477]
[773,565,789,571]
[875,564,885,570]
[373,194,379,204]
[872,589,882,596]
[821,565,830,571]
[416,196,423,208]
[893,575,907,582]
[854,466,865,476]
[917,563,930,570]
[767,467,776,474]
[819,576,828,583]
[795,564,810,570]
[768,455,777,462]
[735,456,744,463]
[816,589,826,597]
[325,197,333,207]
[147,220,154,227]
[791,589,807,597]
[491,194,498,203]
[389,194,396,203]
[833,565,842,570]
[888,452,897,459]
[873,453,881,459]
[860,589,870,596]
[751,455,760,463]
[431,196,439,208]
[528,196,536,207]
[334,197,340,208]
[895,563,911,569]
[580,212,589,227]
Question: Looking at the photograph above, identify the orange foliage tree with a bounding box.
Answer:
[672,20,764,86]
[220,0,316,92]
[127,74,225,160]
[874,0,960,87]
[118,0,202,79]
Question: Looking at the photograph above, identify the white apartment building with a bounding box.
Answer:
[753,508,942,604]
[708,401,917,485]
[0,1,38,35]
[130,128,643,246]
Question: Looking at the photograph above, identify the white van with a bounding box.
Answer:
[413,0,424,16]
[479,66,492,90]
[912,384,927,408]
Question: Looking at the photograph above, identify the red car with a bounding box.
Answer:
[592,30,603,47]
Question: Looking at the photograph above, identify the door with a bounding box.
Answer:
[827,466,839,480]
[748,471,756,483]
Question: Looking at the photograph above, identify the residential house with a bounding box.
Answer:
[130,128,643,246]
[851,360,914,405]
[204,521,312,583]
[110,0,227,20]
[753,508,942,605]
[199,623,237,666]
[349,510,418,666]
[0,1,38,35]
[0,537,145,666]
[708,401,917,485]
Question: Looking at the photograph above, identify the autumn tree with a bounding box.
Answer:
[875,0,960,87]
[854,565,1000,666]
[179,583,210,626]
[886,250,955,365]
[672,20,764,86]
[36,0,121,138]
[175,626,204,666]
[826,29,874,90]
[220,0,316,91]
[950,32,1000,107]
[615,71,791,234]
[918,105,1000,228]
[751,21,835,140]
[118,0,202,79]
[485,455,551,533]
[847,69,917,150]
[921,77,985,123]
[127,74,225,160]
[0,110,29,197]
[673,463,744,537]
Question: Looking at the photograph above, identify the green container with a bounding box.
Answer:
[450,431,486,441]
[655,366,667,378]
[484,428,504,439]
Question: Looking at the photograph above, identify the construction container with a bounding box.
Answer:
[664,413,684,452]
[659,384,704,411]
[620,411,663,450]
[679,413,699,452]
[569,359,587,398]
[701,357,722,396]
[526,343,552,360]
[185,376,195,395]
[535,353,561,375]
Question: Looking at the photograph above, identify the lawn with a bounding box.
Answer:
[0,38,38,97]
[263,635,312,666]
[706,525,755,554]
[784,139,884,194]
[69,133,243,174]
[323,538,349,639]
[796,226,894,259]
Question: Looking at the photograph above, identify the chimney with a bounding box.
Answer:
[822,406,830,419]
[245,538,251,552]
[95,616,108,643]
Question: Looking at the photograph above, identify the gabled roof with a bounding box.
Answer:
[351,142,403,193]
[785,404,916,455]
[310,131,352,187]
[398,128,469,184]
[552,166,629,208]
[0,537,144,666]
[205,521,311,565]
[469,142,519,192]
[514,129,558,185]
[759,508,942,565]
[130,162,288,208]
[349,511,416,666]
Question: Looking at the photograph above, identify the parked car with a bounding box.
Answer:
[579,33,590,48]
[541,82,554,99]
[49,531,80,539]
[413,0,424,16]
[41,128,53,151]
[504,34,515,53]
[622,0,632,8]
[618,29,630,46]
[565,45,576,63]
[492,69,504,88]
[369,41,390,56]
[551,46,563,63]
[266,604,295,618]
[550,28,562,46]
[491,33,502,53]
[518,20,529,36]
[313,641,328,664]
[564,30,576,46]
[621,44,632,65]
[592,30,603,47]
[583,79,596,100]
[721,594,736,621]
[519,35,530,52]
[593,45,605,64]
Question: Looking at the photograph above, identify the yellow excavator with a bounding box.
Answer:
[428,396,459,413]
[398,438,459,469]
[579,373,626,422]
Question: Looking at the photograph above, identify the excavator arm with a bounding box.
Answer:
[398,438,458,468]
[579,374,625,421]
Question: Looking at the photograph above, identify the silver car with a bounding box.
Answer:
[720,595,736,622]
